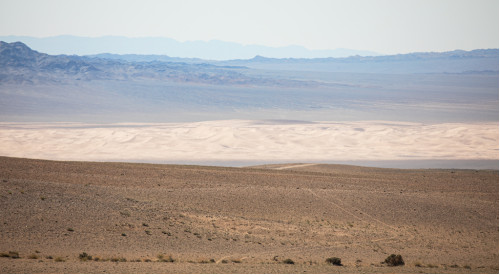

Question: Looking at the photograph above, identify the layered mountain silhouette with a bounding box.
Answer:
[0,41,259,85]
[0,41,497,123]
[0,35,380,59]
[1,41,498,85]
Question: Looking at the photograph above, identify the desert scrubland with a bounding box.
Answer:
[0,156,498,273]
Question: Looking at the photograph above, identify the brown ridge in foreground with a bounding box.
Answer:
[0,156,498,273]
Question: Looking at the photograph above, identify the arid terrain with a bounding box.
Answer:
[0,156,498,273]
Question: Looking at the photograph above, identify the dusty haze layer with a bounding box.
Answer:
[0,120,497,166]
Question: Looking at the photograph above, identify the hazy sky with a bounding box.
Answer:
[0,0,498,54]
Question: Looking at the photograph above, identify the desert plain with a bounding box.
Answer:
[0,155,498,273]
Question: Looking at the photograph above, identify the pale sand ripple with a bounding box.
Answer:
[0,120,497,162]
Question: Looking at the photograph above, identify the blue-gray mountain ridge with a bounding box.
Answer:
[0,41,497,124]
[1,41,497,85]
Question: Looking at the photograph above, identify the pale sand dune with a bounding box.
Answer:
[0,120,497,163]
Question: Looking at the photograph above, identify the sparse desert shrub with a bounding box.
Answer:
[120,210,131,217]
[28,254,38,259]
[108,257,127,262]
[67,228,74,232]
[144,258,152,262]
[145,230,152,235]
[54,257,65,262]
[384,254,404,266]
[126,197,138,203]
[121,233,127,236]
[450,264,459,268]
[46,256,53,259]
[283,258,295,265]
[157,254,175,262]
[79,252,92,261]
[221,259,228,264]
[414,261,423,267]
[1,252,20,258]
[163,255,175,262]
[326,257,342,266]
[463,265,471,269]
[427,263,438,268]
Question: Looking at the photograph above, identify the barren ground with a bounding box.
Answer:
[0,156,498,273]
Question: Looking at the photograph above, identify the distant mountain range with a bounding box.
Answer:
[218,49,499,74]
[0,35,380,60]
[0,41,265,86]
[0,41,497,85]
[0,41,497,123]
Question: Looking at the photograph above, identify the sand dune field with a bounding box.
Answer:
[0,156,497,273]
[0,120,497,164]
